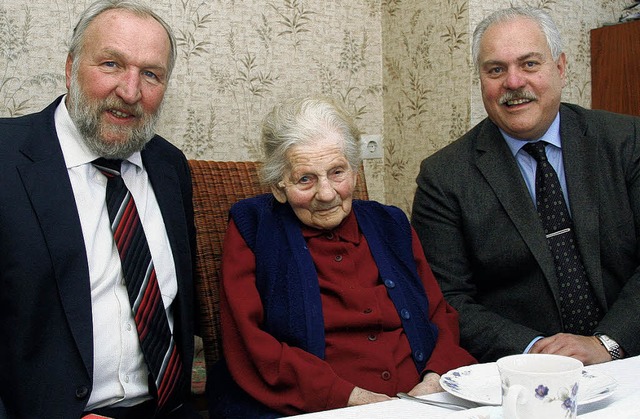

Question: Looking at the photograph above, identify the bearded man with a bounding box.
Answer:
[0,1,199,418]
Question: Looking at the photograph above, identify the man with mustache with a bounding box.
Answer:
[412,7,640,365]
[0,1,198,417]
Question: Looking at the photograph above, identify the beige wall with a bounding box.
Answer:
[0,0,627,212]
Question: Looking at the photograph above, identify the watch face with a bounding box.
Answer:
[604,336,618,348]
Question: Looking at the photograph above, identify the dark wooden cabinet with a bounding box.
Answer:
[590,19,640,116]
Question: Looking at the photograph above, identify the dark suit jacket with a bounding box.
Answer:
[0,97,197,418]
[411,103,640,363]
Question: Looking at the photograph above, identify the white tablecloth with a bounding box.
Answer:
[291,355,640,418]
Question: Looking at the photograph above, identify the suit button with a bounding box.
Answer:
[75,385,89,400]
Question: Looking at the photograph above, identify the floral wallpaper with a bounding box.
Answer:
[0,0,630,211]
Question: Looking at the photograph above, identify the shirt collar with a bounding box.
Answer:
[54,95,143,170]
[501,112,562,157]
[301,209,360,244]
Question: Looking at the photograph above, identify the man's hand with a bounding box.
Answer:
[407,372,443,396]
[529,333,612,365]
[347,386,393,407]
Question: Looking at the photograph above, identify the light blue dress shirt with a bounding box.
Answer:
[501,113,570,212]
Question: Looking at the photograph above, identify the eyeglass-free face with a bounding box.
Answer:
[271,132,357,231]
[477,16,566,141]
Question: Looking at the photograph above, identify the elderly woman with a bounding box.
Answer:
[206,97,476,418]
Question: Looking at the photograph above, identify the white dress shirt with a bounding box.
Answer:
[54,97,178,409]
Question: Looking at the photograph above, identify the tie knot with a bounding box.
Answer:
[93,158,123,177]
[522,141,548,163]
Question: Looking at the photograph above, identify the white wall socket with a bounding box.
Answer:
[361,134,383,159]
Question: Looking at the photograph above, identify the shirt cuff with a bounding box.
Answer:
[524,336,544,353]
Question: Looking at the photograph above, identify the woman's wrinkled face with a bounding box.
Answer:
[271,132,357,230]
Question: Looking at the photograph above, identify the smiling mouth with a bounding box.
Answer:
[504,98,532,106]
[108,109,134,119]
[314,206,339,215]
[500,90,537,107]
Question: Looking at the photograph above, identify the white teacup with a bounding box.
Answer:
[497,354,583,419]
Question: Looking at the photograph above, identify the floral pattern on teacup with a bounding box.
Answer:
[502,378,579,417]
[535,384,549,399]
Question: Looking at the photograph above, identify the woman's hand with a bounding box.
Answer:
[407,372,443,396]
[347,386,393,406]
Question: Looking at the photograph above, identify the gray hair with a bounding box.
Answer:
[260,97,362,187]
[472,7,564,71]
[68,0,177,80]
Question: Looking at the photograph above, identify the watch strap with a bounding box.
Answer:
[596,334,622,360]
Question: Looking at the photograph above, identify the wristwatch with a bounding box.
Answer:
[595,334,622,360]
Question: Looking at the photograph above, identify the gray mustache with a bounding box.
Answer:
[499,90,537,104]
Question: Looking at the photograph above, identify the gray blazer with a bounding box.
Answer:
[411,103,640,363]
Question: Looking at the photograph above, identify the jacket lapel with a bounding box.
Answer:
[142,148,192,346]
[559,106,605,305]
[17,100,94,377]
[473,120,561,298]
[143,149,189,281]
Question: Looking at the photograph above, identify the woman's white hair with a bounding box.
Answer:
[260,97,362,187]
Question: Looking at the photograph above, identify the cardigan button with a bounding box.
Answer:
[381,371,391,381]
[384,279,395,288]
[367,334,378,341]
[334,255,343,262]
[75,385,89,400]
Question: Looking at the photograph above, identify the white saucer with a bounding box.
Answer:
[440,363,617,406]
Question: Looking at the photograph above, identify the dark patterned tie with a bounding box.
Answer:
[522,142,601,334]
[93,158,183,411]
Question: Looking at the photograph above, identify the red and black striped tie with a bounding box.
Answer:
[93,158,183,411]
